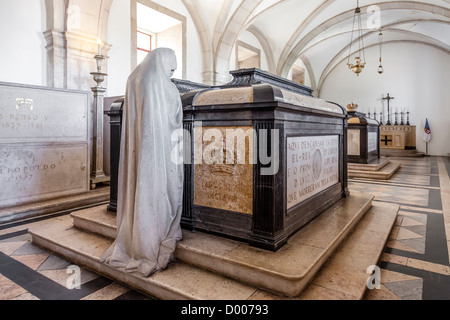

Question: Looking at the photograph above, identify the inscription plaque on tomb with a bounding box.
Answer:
[0,82,89,207]
[0,144,88,207]
[286,135,339,210]
[193,126,254,215]
[0,84,88,142]
[347,129,361,156]
[368,132,378,153]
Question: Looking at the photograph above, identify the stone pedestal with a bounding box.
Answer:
[104,97,124,213]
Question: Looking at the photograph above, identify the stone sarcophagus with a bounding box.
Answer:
[347,110,380,164]
[181,79,348,251]
[106,70,348,251]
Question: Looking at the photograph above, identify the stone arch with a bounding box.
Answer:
[181,0,215,84]
[245,25,276,74]
[298,54,317,91]
[214,0,263,84]
[279,1,450,78]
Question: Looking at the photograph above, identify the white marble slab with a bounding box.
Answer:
[0,143,89,207]
[368,132,378,153]
[348,129,361,156]
[286,135,339,210]
[0,82,90,207]
[0,82,88,142]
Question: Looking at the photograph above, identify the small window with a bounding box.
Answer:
[137,29,152,63]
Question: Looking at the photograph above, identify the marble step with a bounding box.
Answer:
[381,149,425,157]
[269,201,399,300]
[70,194,374,297]
[29,197,398,300]
[348,161,401,180]
[28,215,259,300]
[0,186,110,225]
[348,157,390,172]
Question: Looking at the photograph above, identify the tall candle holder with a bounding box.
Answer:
[379,111,383,125]
[394,111,398,125]
[91,54,107,88]
[374,112,377,122]
[406,111,410,126]
[400,111,405,125]
[90,52,109,189]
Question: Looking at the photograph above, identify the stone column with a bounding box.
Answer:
[44,30,67,88]
[90,85,109,189]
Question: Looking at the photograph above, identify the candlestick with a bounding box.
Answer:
[90,51,109,189]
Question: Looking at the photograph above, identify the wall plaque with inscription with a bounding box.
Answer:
[0,82,89,208]
[286,136,339,210]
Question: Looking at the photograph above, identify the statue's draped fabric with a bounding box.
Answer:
[101,48,183,277]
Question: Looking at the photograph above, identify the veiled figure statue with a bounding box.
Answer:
[101,47,184,277]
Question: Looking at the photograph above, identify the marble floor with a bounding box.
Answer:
[0,156,449,300]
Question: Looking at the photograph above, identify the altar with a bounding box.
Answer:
[380,125,416,150]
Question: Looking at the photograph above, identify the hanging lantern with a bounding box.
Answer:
[378,29,384,74]
[347,0,366,76]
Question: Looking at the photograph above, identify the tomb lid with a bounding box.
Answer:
[347,110,379,126]
[191,84,344,115]
[225,68,314,97]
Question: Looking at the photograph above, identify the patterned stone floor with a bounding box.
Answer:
[0,156,449,300]
[357,156,450,300]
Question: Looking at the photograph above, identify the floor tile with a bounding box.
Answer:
[0,274,27,300]
[384,279,423,300]
[11,241,48,256]
[37,254,72,271]
[12,253,50,270]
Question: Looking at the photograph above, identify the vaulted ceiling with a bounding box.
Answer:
[183,0,450,88]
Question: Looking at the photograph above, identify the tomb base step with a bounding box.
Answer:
[29,194,398,299]
[348,161,401,180]
[0,186,110,225]
[348,157,391,172]
[29,215,258,300]
[380,149,425,157]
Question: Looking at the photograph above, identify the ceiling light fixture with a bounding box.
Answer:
[378,29,384,74]
[347,0,366,76]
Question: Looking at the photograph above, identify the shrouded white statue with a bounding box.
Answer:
[101,48,183,277]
